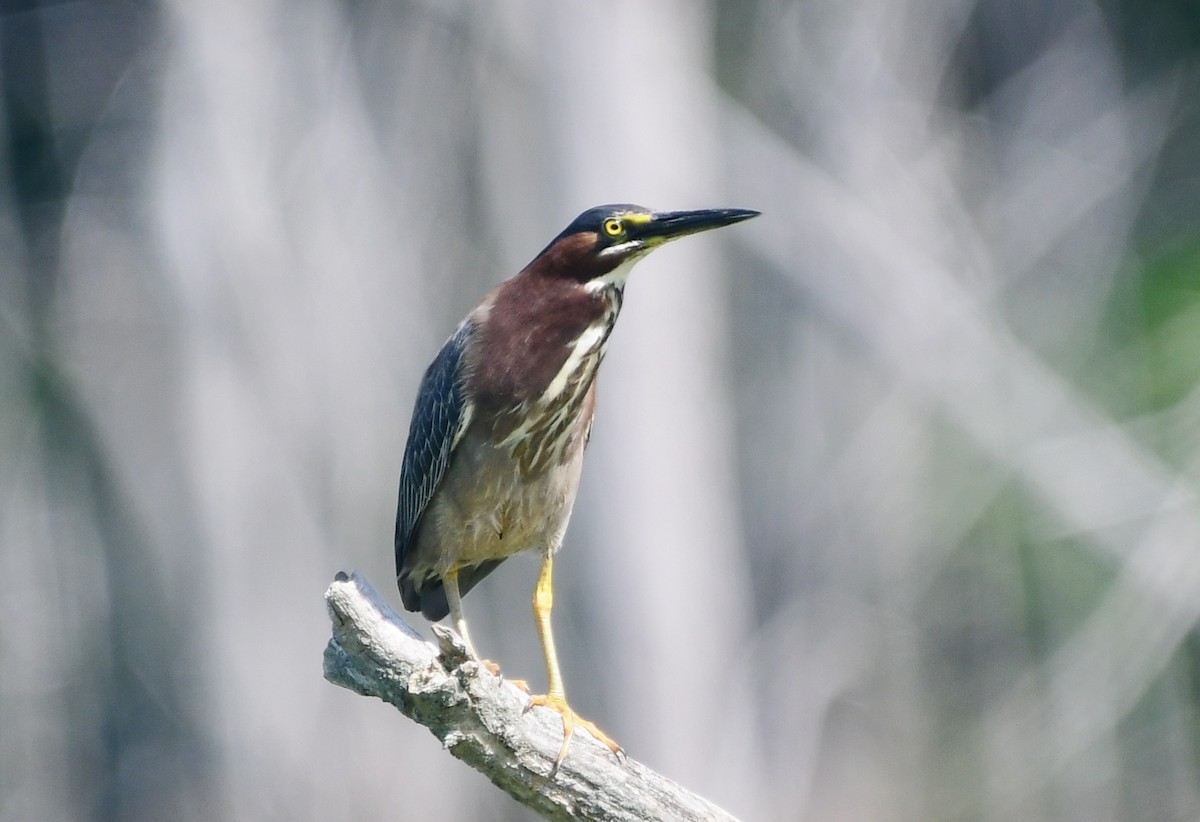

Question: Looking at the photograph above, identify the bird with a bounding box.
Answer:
[394,203,759,771]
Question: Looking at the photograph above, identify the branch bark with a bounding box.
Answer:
[323,571,739,822]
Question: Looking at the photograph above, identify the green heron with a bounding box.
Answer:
[394,204,759,770]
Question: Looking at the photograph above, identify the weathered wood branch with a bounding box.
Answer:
[323,571,739,822]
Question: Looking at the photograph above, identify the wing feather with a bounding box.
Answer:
[394,321,474,584]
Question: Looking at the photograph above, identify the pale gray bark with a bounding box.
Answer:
[322,572,739,822]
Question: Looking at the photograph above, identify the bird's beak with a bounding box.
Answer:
[639,208,760,245]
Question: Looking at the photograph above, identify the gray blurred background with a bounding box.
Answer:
[4,0,1200,819]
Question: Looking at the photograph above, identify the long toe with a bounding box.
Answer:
[526,693,623,774]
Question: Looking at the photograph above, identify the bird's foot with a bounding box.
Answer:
[461,658,532,695]
[526,692,624,776]
[472,660,531,693]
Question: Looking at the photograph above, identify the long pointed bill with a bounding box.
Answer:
[639,208,760,244]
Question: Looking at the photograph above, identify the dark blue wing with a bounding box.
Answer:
[394,320,473,586]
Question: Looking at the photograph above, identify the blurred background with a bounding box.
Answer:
[3,0,1200,819]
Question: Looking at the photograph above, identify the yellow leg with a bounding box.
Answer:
[526,554,623,773]
[443,567,478,658]
[444,567,504,677]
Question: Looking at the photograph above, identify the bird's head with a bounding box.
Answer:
[529,204,760,289]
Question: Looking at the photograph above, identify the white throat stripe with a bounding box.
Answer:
[541,323,607,403]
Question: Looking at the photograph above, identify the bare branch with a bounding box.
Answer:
[323,572,739,822]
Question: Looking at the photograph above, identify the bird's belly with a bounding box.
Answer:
[415,441,586,571]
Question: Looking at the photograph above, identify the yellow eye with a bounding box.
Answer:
[602,218,624,237]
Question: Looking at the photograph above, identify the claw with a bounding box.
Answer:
[527,692,623,776]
